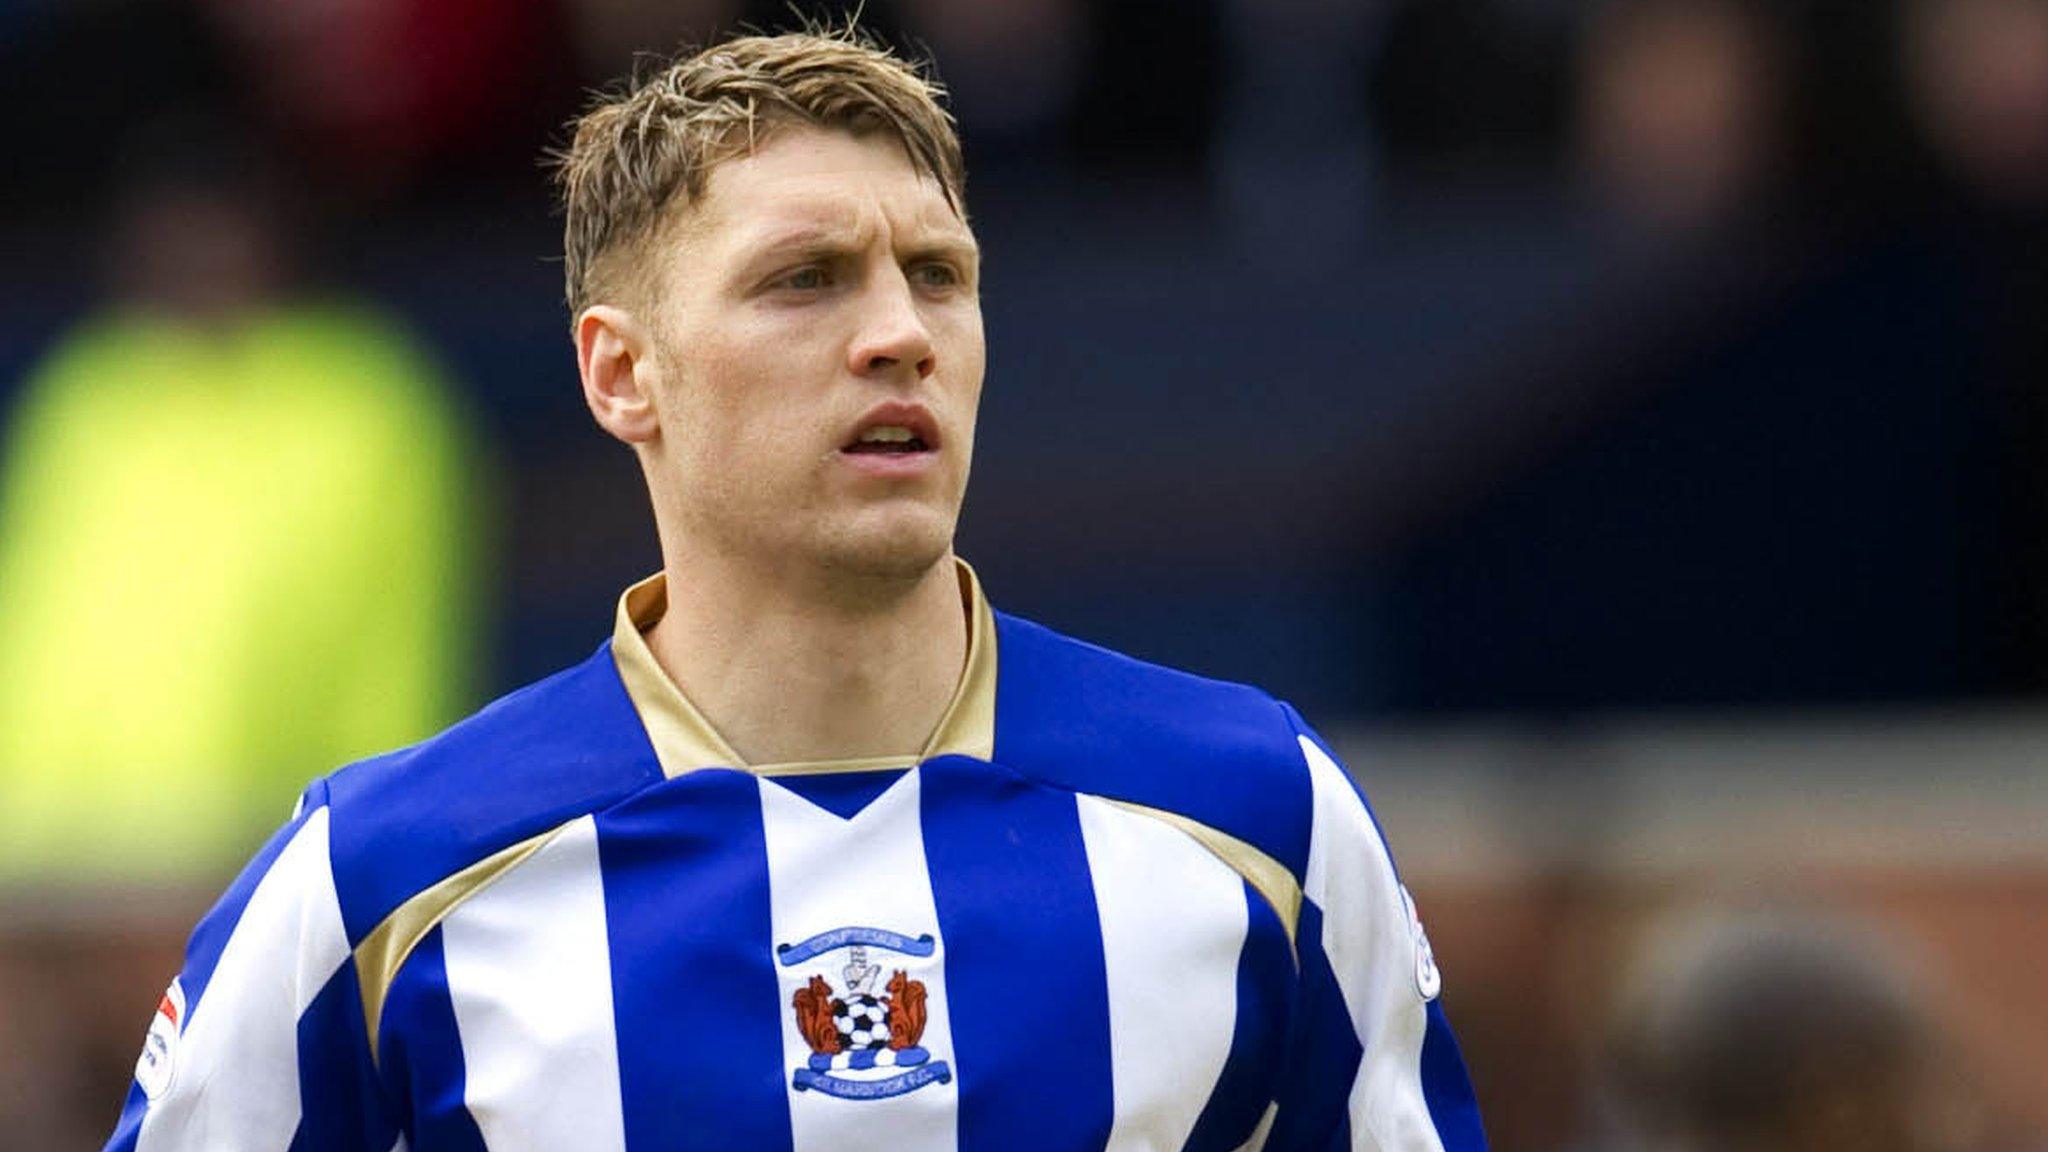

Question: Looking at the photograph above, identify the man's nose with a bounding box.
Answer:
[847,271,936,381]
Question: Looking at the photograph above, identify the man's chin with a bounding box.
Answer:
[810,513,957,585]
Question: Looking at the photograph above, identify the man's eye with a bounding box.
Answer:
[777,266,830,290]
[910,262,961,288]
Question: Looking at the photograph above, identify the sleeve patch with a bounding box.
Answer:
[135,976,187,1100]
[1401,885,1443,1002]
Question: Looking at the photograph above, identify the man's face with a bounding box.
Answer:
[638,125,983,584]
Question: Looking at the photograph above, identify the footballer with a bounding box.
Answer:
[105,28,1485,1152]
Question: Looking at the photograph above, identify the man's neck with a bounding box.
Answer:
[641,551,969,766]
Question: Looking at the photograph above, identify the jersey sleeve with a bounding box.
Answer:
[103,780,398,1152]
[1266,708,1487,1152]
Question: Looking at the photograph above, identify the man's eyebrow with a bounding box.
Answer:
[725,213,977,269]
[899,214,980,255]
[903,233,980,261]
[735,222,865,259]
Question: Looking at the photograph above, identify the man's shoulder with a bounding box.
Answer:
[992,610,1307,764]
[311,643,662,943]
[990,611,1322,880]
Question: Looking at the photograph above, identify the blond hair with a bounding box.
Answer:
[552,27,966,316]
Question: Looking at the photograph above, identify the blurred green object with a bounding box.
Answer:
[0,303,488,889]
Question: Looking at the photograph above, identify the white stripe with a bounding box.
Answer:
[1300,736,1446,1152]
[1077,795,1248,1152]
[759,771,958,1152]
[442,816,625,1152]
[137,808,348,1151]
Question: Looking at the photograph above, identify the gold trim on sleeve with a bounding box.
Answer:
[1098,797,1303,951]
[354,825,567,1060]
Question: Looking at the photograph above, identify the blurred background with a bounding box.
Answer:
[0,0,2043,1148]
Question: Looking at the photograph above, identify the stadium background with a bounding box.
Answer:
[1,0,2043,1147]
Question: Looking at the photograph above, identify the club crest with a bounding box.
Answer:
[778,926,952,1100]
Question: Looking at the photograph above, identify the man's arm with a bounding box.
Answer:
[1266,709,1487,1152]
[104,781,396,1152]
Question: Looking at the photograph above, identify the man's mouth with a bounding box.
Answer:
[843,425,931,455]
[841,403,940,458]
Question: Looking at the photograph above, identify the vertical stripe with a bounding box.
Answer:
[921,757,1114,1152]
[598,769,790,1152]
[136,807,348,1152]
[441,816,625,1152]
[289,961,397,1152]
[1184,885,1297,1152]
[759,770,959,1152]
[1418,1002,1486,1152]
[1299,736,1448,1152]
[1076,795,1246,1152]
[375,928,489,1152]
[1263,901,1361,1152]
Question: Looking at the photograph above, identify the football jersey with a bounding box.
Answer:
[105,562,1486,1152]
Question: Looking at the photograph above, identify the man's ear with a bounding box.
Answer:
[575,304,663,444]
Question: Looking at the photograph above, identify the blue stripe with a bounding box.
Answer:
[289,962,398,1152]
[376,927,490,1152]
[596,769,791,1152]
[1182,882,1297,1152]
[1263,899,1361,1152]
[920,755,1114,1152]
[1420,999,1488,1151]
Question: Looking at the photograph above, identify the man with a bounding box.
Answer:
[105,29,1485,1152]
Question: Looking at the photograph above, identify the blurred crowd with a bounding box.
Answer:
[0,0,2044,1149]
[11,0,2043,709]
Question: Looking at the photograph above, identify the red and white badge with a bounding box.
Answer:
[135,978,186,1100]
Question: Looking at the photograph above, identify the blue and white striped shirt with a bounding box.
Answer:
[107,562,1485,1152]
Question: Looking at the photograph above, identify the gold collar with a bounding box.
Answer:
[610,558,997,778]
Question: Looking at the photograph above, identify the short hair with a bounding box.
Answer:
[552,27,966,317]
